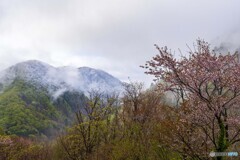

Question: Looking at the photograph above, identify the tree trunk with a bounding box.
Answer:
[216,118,227,160]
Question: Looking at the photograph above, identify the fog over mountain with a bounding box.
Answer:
[0,60,123,98]
[0,0,240,86]
[212,30,240,54]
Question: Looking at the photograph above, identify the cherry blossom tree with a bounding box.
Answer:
[142,40,240,160]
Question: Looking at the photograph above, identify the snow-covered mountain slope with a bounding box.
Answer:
[0,60,123,96]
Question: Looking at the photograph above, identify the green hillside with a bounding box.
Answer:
[0,79,86,138]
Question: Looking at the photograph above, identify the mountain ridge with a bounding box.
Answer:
[0,60,123,97]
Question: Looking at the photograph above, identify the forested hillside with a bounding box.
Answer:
[0,79,86,138]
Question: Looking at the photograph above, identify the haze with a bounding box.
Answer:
[0,0,240,86]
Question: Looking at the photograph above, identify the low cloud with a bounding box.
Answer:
[0,0,240,86]
[52,88,67,100]
[46,66,84,90]
[212,28,240,54]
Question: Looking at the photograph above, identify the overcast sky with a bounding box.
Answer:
[0,0,240,86]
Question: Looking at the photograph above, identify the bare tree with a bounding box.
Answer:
[59,90,119,160]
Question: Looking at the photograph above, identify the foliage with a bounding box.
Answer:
[0,81,211,160]
[0,79,87,138]
[0,135,52,160]
[56,84,182,160]
[142,39,240,159]
[57,90,120,160]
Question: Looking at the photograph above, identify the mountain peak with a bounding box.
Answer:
[14,60,52,68]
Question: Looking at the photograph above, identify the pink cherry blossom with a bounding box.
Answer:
[142,39,240,154]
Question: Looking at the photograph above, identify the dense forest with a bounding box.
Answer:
[1,40,240,160]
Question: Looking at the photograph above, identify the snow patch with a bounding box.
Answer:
[0,60,124,98]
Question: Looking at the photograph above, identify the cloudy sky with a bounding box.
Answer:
[0,0,240,86]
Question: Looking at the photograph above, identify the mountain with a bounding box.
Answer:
[0,60,123,138]
[0,60,123,96]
